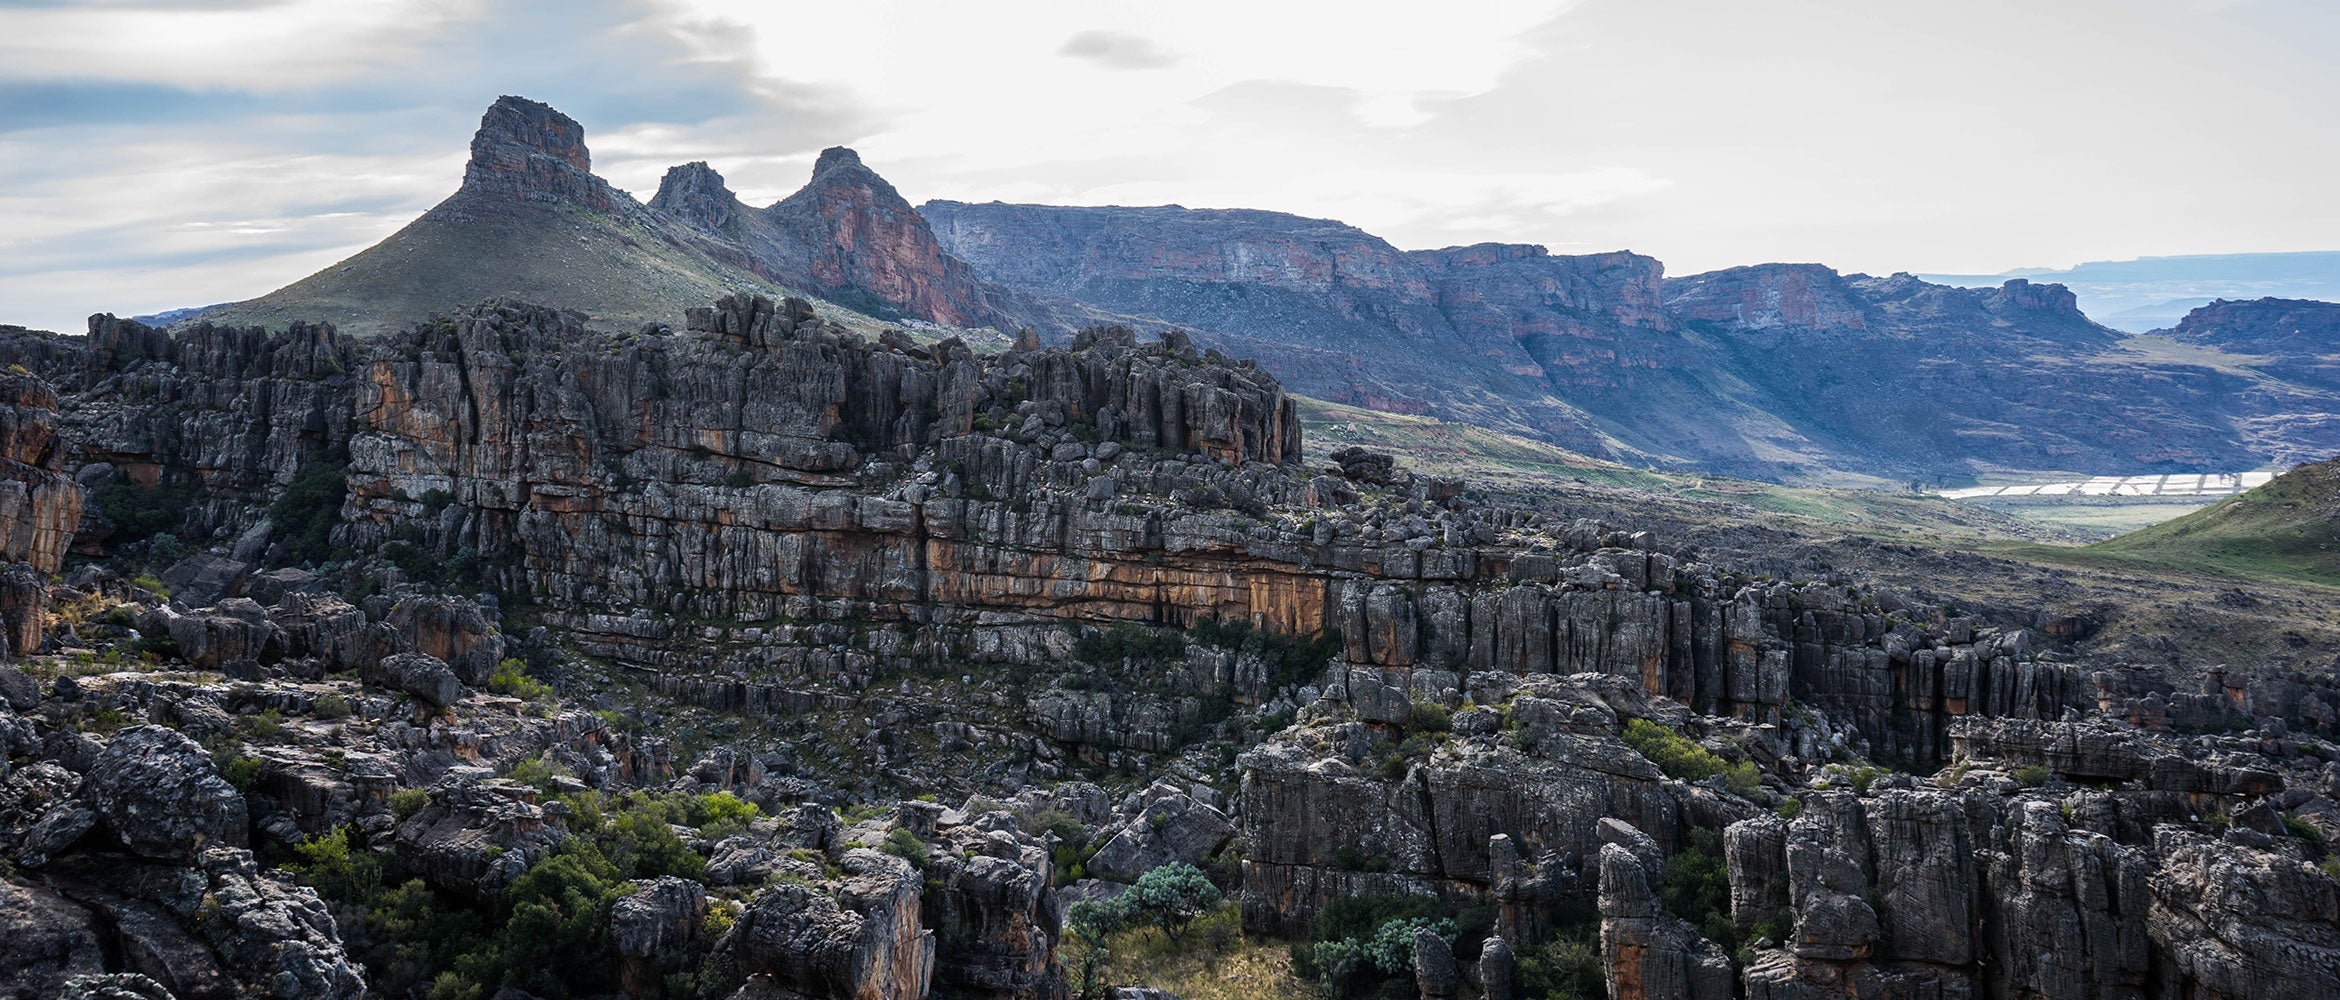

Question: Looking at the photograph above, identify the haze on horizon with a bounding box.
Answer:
[2,0,2336,336]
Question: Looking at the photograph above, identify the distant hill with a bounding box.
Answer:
[927,200,2340,485]
[2092,454,2340,585]
[1922,251,2340,332]
[199,97,1047,337]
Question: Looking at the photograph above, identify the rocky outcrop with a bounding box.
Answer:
[85,726,248,861]
[461,95,618,211]
[730,849,933,1000]
[756,148,1011,328]
[1597,842,1733,1000]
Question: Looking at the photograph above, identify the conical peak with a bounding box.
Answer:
[650,160,738,231]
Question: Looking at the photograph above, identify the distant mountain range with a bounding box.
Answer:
[1922,251,2340,332]
[167,96,2340,487]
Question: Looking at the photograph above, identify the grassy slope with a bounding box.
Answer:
[1297,396,2074,542]
[198,197,798,337]
[2085,457,2340,585]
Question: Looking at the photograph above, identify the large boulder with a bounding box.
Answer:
[1085,783,1235,883]
[732,849,933,1000]
[368,651,465,709]
[85,726,248,861]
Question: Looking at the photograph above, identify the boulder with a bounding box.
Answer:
[85,726,247,861]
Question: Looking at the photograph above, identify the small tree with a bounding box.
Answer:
[1065,900,1124,1000]
[1120,862,1222,946]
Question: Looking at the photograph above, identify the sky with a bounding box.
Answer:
[1,0,2336,334]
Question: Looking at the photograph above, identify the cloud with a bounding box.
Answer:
[0,0,874,332]
[1058,30,1178,70]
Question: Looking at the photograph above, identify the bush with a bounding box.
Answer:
[1515,929,1604,1000]
[1188,615,1342,689]
[1119,862,1222,946]
[291,826,385,904]
[313,693,353,720]
[389,787,430,820]
[267,452,349,565]
[95,479,196,543]
[1408,699,1451,734]
[488,658,553,701]
[1662,829,1737,948]
[879,828,929,869]
[1622,718,1760,795]
[1072,622,1186,665]
[2013,765,2051,788]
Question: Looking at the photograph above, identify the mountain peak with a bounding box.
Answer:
[649,160,737,232]
[812,146,865,175]
[460,95,615,211]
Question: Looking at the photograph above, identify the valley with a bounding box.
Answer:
[0,91,2333,1000]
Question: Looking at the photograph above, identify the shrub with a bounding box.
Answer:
[218,752,263,792]
[389,787,430,820]
[2013,765,2051,788]
[880,828,929,869]
[488,658,553,701]
[2282,814,2326,845]
[1515,929,1604,1000]
[1120,862,1223,946]
[95,479,196,543]
[1662,829,1737,947]
[1072,622,1186,665]
[1622,718,1761,795]
[267,452,349,565]
[1408,699,1452,734]
[291,826,385,904]
[313,693,353,720]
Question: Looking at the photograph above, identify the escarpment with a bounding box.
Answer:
[0,295,2332,999]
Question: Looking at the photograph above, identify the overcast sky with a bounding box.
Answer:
[2,0,2335,333]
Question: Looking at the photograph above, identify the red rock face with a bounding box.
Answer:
[761,148,1001,329]
[459,95,615,212]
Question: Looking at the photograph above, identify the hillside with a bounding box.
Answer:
[201,96,1034,337]
[2091,454,2340,585]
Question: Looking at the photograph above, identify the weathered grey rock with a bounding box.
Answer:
[85,726,247,861]
[731,848,933,1000]
[57,973,176,1000]
[1598,843,1734,1000]
[1478,934,1517,1000]
[369,651,465,709]
[1413,926,1459,999]
[1085,784,1235,883]
[0,878,109,997]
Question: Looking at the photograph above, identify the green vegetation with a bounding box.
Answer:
[1187,615,1343,689]
[289,786,761,999]
[1663,829,1737,950]
[389,787,430,820]
[1118,862,1224,946]
[2088,458,2340,586]
[2013,765,2051,788]
[95,479,196,543]
[880,828,930,868]
[1073,622,1187,665]
[1289,893,1488,998]
[488,658,553,701]
[266,451,349,564]
[1621,718,1760,795]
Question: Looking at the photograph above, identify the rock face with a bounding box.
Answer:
[461,95,618,211]
[925,201,2340,482]
[757,148,1015,328]
[85,726,249,861]
[731,849,933,1000]
[0,370,79,656]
